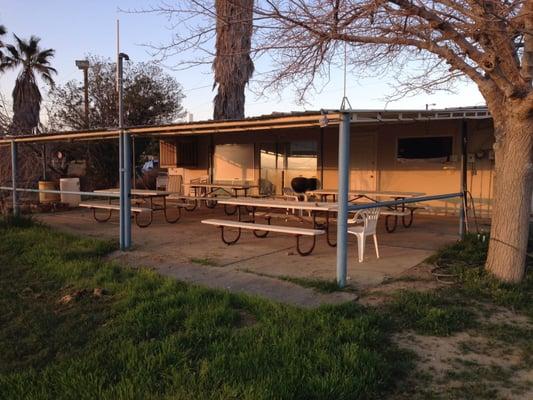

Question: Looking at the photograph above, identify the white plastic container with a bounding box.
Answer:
[59,178,81,207]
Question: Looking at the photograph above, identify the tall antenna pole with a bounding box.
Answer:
[117,19,124,250]
[116,20,120,94]
[340,41,352,110]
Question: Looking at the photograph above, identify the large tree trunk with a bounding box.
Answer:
[486,103,533,283]
[213,0,254,120]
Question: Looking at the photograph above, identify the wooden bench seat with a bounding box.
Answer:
[80,201,154,228]
[254,211,303,221]
[80,202,150,213]
[166,194,201,200]
[202,218,325,256]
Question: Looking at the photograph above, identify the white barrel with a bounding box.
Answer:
[59,178,81,207]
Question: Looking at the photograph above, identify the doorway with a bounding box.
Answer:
[350,133,377,191]
[259,141,318,195]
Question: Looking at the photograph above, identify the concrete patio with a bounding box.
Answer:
[35,205,464,306]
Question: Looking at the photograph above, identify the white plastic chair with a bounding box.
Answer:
[347,207,381,262]
[281,187,309,216]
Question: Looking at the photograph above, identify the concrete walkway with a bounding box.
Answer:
[110,250,358,308]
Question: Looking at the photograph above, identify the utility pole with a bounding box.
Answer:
[75,59,90,128]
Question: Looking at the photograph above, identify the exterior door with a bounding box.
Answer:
[259,143,283,195]
[350,133,377,191]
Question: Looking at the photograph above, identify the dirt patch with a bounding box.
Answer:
[473,302,533,327]
[359,263,443,306]
[394,307,533,399]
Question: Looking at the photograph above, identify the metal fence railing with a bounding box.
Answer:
[0,187,119,198]
[346,192,465,212]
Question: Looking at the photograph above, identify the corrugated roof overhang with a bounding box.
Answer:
[0,112,341,145]
[0,108,491,145]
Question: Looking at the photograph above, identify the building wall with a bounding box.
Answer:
[163,119,496,215]
[167,135,210,195]
[321,119,495,216]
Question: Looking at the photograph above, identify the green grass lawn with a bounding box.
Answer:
[1,217,531,399]
[0,218,411,400]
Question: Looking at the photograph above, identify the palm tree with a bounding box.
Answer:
[0,25,6,61]
[0,35,56,134]
[213,0,254,120]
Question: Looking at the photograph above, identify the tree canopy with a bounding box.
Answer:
[45,56,187,189]
[47,55,186,130]
[253,1,532,115]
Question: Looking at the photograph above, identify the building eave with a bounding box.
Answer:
[0,107,491,145]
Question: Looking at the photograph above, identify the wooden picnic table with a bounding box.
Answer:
[217,197,339,247]
[218,197,335,212]
[182,183,259,212]
[92,188,180,225]
[184,183,256,198]
[307,189,426,233]
[306,189,425,202]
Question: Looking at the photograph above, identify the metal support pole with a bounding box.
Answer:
[76,59,90,128]
[83,67,89,128]
[11,140,18,217]
[209,134,214,184]
[117,47,131,250]
[336,112,351,287]
[119,131,125,250]
[459,119,468,238]
[42,144,47,181]
[123,131,132,248]
[320,127,324,187]
[132,136,136,190]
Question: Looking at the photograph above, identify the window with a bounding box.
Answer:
[213,144,254,183]
[397,136,453,161]
[159,139,177,168]
[159,138,198,168]
[177,140,198,167]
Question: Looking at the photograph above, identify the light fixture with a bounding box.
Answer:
[75,60,90,70]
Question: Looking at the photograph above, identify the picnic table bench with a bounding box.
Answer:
[84,189,184,227]
[79,201,155,228]
[201,218,325,256]
[166,194,216,212]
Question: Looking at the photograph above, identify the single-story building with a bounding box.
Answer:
[159,107,497,217]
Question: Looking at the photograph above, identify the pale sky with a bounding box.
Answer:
[0,0,486,124]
